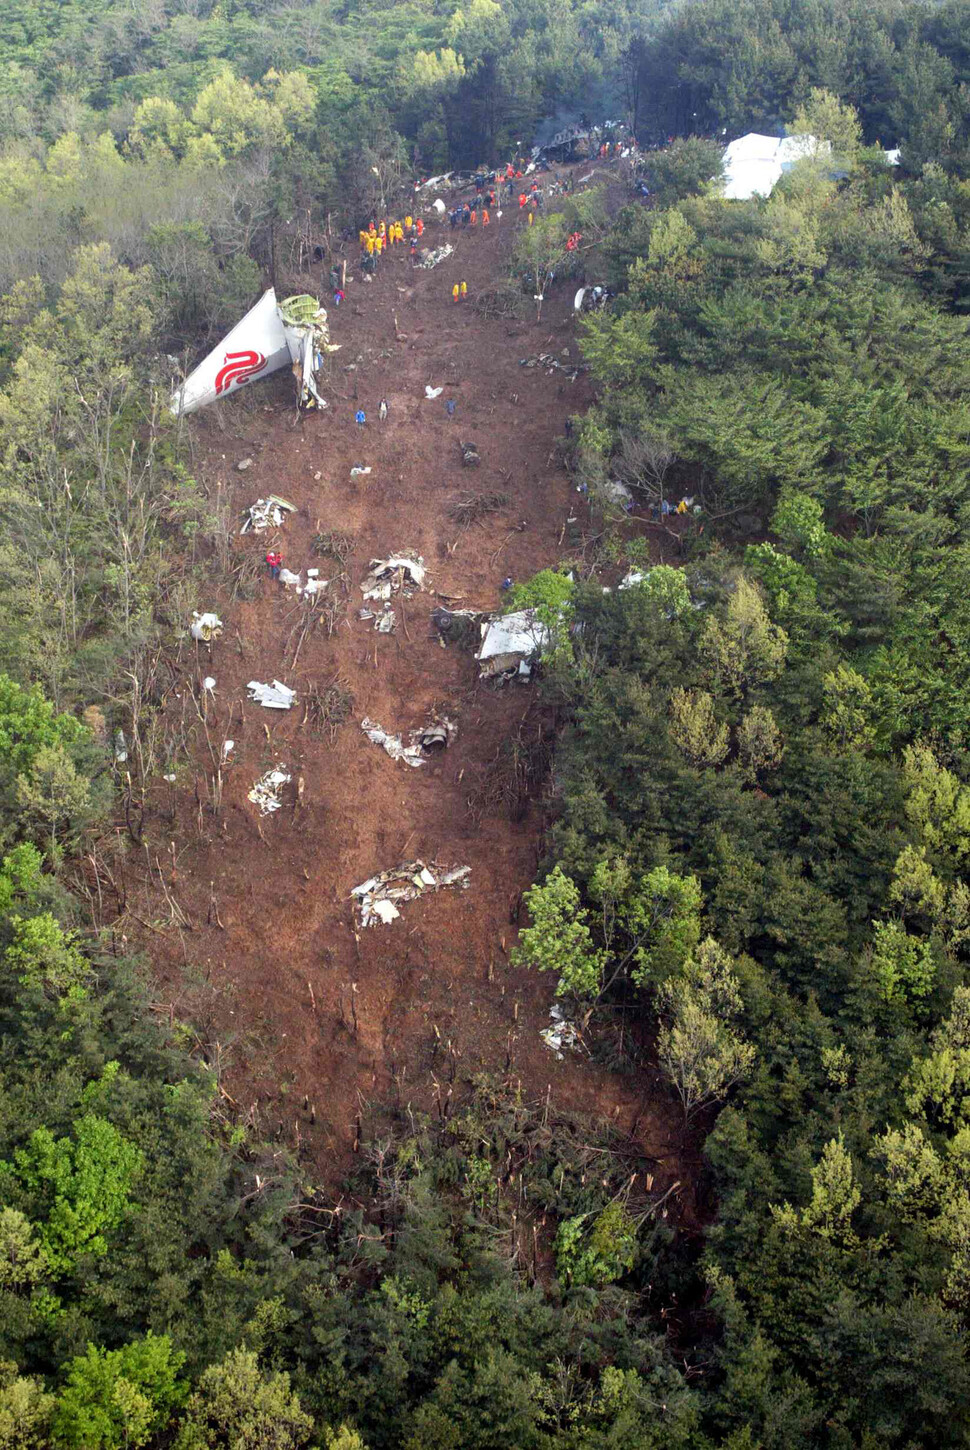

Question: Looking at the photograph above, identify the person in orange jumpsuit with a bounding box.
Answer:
[482,208,490,226]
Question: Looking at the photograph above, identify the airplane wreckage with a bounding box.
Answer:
[170,288,339,416]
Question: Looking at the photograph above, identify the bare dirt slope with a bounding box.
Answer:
[135,180,693,1215]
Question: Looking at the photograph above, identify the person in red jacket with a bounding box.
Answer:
[266,550,282,580]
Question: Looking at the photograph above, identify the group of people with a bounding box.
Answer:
[448,188,496,229]
[358,215,425,271]
[451,282,469,302]
[653,496,697,519]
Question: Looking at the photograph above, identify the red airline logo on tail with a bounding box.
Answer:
[215,349,267,395]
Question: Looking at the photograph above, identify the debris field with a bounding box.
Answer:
[137,173,690,1202]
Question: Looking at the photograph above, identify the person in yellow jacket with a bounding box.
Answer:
[460,281,467,300]
[405,214,413,230]
[395,221,404,243]
[359,228,367,247]
[375,235,383,256]
[366,234,375,255]
[452,283,460,303]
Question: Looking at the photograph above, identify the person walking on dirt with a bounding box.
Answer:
[266,550,282,580]
[416,217,424,237]
[333,288,344,306]
[452,283,460,303]
[482,208,490,227]
[460,281,467,301]
[379,398,388,422]
[355,409,366,429]
[519,192,527,208]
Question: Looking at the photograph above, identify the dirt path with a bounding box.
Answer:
[134,179,692,1214]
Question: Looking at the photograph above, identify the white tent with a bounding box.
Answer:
[721,133,825,201]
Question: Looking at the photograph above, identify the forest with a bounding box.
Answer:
[2,0,970,1447]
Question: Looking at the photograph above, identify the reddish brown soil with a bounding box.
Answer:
[131,174,694,1218]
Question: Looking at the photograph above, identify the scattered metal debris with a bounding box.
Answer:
[240,495,297,534]
[190,611,223,642]
[237,457,254,471]
[247,679,297,709]
[477,610,549,679]
[600,478,634,509]
[425,384,443,399]
[360,555,426,601]
[352,860,471,927]
[361,716,456,768]
[518,352,587,382]
[350,465,372,477]
[540,1002,585,1060]
[432,606,486,650]
[459,440,481,468]
[248,766,291,815]
[419,244,454,270]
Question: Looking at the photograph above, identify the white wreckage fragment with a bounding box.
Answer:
[419,244,454,270]
[352,860,471,928]
[240,495,297,534]
[247,679,296,710]
[360,556,426,602]
[170,288,339,416]
[248,766,291,815]
[540,1002,585,1061]
[477,609,549,679]
[190,611,223,642]
[361,716,456,768]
